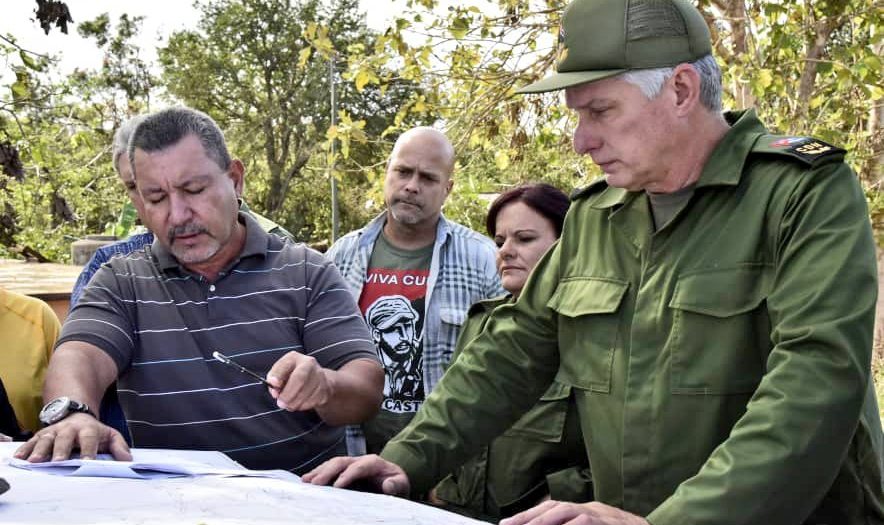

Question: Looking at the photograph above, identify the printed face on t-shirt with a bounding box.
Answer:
[377,319,417,361]
[363,293,424,400]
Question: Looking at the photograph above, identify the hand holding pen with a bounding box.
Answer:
[265,352,333,412]
[214,350,332,413]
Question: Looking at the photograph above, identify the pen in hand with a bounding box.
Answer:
[212,351,272,386]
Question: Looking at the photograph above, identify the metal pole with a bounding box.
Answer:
[329,53,340,243]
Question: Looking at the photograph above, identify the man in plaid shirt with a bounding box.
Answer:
[327,127,503,456]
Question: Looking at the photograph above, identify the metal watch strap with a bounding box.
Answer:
[68,400,96,419]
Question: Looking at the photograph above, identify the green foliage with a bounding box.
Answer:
[0,120,123,262]
[112,200,138,238]
[333,0,588,231]
[1,0,881,260]
[77,13,154,103]
[0,15,152,262]
[709,0,883,239]
[338,0,881,236]
[158,0,422,243]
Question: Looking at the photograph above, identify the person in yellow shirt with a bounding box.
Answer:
[0,288,60,433]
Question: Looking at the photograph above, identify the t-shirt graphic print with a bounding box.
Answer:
[359,269,428,411]
[357,234,433,453]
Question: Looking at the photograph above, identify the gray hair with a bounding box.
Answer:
[128,107,231,178]
[619,54,722,112]
[111,115,145,175]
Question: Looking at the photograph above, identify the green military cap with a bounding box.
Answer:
[518,0,712,94]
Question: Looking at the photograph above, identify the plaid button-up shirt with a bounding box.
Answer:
[327,212,503,455]
[71,231,155,308]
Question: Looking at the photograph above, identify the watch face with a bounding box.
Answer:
[39,397,71,425]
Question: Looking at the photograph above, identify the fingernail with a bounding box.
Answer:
[277,399,288,410]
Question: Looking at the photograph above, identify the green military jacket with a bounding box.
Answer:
[434,297,592,521]
[382,110,884,525]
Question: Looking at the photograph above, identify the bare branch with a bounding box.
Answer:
[0,35,51,60]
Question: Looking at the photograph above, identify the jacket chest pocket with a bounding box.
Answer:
[548,278,629,393]
[668,265,772,395]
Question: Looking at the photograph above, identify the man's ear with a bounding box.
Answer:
[446,177,454,195]
[670,63,701,116]
[229,159,245,198]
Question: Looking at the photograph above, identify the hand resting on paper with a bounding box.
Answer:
[13,412,131,463]
[499,500,650,525]
[302,454,411,497]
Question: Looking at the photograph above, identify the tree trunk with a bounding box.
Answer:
[863,42,883,188]
[797,18,838,115]
[711,0,755,109]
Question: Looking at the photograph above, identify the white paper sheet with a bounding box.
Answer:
[8,447,298,481]
[0,442,489,524]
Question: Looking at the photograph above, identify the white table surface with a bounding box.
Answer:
[0,443,484,525]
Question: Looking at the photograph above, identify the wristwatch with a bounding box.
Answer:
[38,397,96,426]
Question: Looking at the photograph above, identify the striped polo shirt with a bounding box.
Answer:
[60,213,377,473]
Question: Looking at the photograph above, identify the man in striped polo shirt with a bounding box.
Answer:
[71,115,295,446]
[16,107,383,473]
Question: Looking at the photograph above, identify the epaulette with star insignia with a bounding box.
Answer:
[752,135,846,166]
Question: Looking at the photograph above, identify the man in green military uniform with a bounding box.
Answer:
[304,0,884,523]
